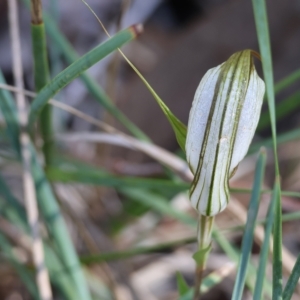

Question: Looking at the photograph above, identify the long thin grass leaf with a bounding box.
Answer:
[232,149,266,300]
[29,26,141,126]
[273,180,283,299]
[80,0,187,147]
[44,15,149,141]
[251,0,278,174]
[282,254,300,300]
[254,183,279,300]
[80,237,196,264]
[20,0,148,140]
[30,147,92,300]
[121,55,187,151]
[46,165,188,193]
[250,7,283,295]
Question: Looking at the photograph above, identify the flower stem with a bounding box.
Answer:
[193,214,214,300]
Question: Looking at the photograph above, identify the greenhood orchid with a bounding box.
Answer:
[186,50,265,216]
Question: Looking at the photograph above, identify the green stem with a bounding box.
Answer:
[31,23,52,165]
[193,214,214,300]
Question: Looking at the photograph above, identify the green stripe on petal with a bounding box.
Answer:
[186,50,265,216]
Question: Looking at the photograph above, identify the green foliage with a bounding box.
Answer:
[232,149,266,300]
[123,57,187,151]
[29,27,139,127]
[0,0,300,299]
[176,272,190,296]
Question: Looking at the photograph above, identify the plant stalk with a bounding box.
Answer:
[31,0,53,165]
[193,214,214,300]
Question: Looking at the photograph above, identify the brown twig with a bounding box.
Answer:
[30,0,43,24]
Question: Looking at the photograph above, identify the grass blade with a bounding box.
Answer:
[253,182,278,300]
[80,237,196,264]
[231,149,267,300]
[251,3,283,296]
[30,147,92,300]
[43,14,149,141]
[251,0,278,174]
[120,51,187,151]
[29,25,141,126]
[273,180,283,299]
[213,229,272,297]
[46,165,188,193]
[282,254,300,300]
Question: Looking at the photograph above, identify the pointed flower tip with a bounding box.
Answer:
[186,50,265,216]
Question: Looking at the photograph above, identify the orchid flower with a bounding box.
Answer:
[186,50,265,216]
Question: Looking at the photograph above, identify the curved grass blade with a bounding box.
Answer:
[253,183,279,300]
[231,149,266,300]
[121,55,187,152]
[45,16,149,141]
[282,254,300,300]
[29,25,142,126]
[20,0,148,141]
[80,0,187,149]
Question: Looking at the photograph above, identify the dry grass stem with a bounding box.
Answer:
[57,132,193,181]
[30,0,43,24]
[8,1,52,299]
[0,83,193,180]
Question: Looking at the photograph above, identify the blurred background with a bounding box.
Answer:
[1,0,300,299]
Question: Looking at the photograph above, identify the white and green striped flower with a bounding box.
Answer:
[186,50,265,216]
